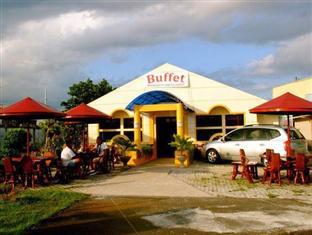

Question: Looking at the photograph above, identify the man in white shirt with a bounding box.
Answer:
[61,138,81,168]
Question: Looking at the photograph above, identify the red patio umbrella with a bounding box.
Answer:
[250,92,312,156]
[64,103,111,150]
[0,97,65,155]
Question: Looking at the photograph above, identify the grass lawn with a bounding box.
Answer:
[0,187,88,235]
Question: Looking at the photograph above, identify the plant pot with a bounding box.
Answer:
[177,155,186,167]
[174,150,192,167]
[120,155,131,167]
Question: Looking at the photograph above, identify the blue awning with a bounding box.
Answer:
[126,90,193,111]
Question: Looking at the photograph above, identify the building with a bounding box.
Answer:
[88,63,277,158]
[273,77,312,139]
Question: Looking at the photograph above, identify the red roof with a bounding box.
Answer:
[65,103,111,122]
[250,92,312,115]
[0,97,65,119]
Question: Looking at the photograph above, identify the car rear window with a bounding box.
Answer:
[268,129,281,139]
[245,128,269,140]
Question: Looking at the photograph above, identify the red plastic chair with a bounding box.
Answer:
[231,149,253,183]
[269,153,281,186]
[0,164,4,183]
[240,149,254,183]
[2,157,16,193]
[98,149,110,173]
[21,157,35,188]
[262,149,273,183]
[294,153,310,184]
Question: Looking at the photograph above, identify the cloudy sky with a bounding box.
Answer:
[1,0,311,108]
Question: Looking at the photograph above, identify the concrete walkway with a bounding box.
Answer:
[64,158,312,203]
[28,159,312,234]
[68,159,208,198]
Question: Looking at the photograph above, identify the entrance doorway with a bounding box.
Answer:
[156,117,177,157]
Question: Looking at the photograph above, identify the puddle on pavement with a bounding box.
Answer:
[143,207,312,233]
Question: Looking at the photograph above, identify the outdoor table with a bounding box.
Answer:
[11,156,52,183]
[78,151,93,175]
[231,161,259,179]
[11,156,24,176]
[306,154,312,167]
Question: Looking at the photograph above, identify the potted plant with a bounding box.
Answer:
[169,134,194,167]
[140,143,153,158]
[112,136,136,167]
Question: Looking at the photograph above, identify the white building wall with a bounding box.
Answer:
[88,63,277,142]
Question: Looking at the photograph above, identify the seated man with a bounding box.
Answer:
[61,138,82,170]
[92,137,108,171]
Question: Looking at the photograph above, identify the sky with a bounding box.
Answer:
[0,0,312,109]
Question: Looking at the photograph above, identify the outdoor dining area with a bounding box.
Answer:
[1,92,312,194]
[231,148,311,186]
[0,97,123,194]
[231,92,312,186]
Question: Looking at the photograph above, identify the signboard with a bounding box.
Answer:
[146,72,189,87]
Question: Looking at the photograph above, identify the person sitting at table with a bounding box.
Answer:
[61,138,82,170]
[92,136,108,171]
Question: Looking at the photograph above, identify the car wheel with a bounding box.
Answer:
[206,149,220,164]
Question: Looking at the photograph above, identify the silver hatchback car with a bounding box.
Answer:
[203,125,308,163]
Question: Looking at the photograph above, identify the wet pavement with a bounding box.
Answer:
[27,159,312,234]
[27,196,312,234]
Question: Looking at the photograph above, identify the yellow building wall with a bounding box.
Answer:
[273,77,312,140]
[295,119,312,139]
[273,77,312,99]
[88,63,275,142]
[88,123,99,144]
[256,115,279,125]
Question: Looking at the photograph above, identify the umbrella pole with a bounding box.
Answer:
[287,114,291,157]
[83,124,86,152]
[27,126,30,156]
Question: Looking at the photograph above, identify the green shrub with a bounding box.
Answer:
[0,129,27,157]
[169,134,194,151]
[112,136,136,151]
[140,143,153,156]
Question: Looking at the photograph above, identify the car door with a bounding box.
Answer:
[219,129,246,161]
[243,128,269,161]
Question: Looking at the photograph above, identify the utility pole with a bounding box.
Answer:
[44,88,47,104]
[0,0,3,109]
[0,78,3,109]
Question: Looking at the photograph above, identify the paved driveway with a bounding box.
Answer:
[28,159,312,234]
[67,159,208,198]
[65,158,312,202]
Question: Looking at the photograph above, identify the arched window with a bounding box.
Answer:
[196,106,244,141]
[99,110,137,141]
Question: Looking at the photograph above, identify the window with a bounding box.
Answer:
[100,119,120,129]
[285,129,305,140]
[196,115,222,127]
[196,129,222,141]
[124,131,134,141]
[245,129,269,141]
[225,114,244,126]
[100,131,120,142]
[124,118,134,128]
[225,129,245,141]
[268,129,281,139]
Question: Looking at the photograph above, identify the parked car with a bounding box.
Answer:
[203,125,308,163]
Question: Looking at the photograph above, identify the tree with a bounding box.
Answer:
[0,129,27,157]
[61,79,114,111]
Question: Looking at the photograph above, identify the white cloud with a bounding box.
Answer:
[248,33,312,76]
[1,1,311,106]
